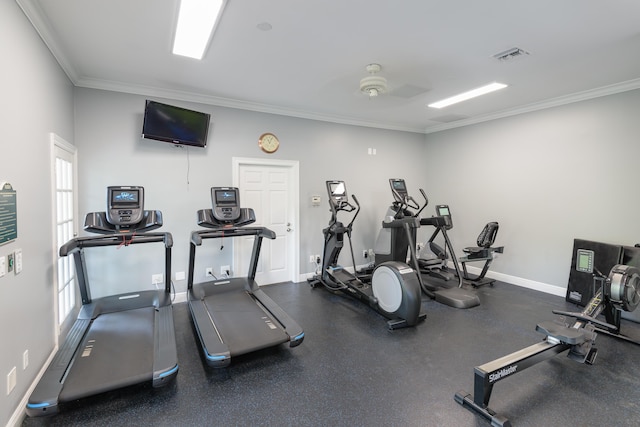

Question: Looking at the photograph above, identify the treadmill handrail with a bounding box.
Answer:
[60,232,173,256]
[190,227,276,246]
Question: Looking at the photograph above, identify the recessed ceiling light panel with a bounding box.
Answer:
[428,82,508,109]
[172,0,226,60]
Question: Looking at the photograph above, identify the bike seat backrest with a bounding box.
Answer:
[477,222,499,248]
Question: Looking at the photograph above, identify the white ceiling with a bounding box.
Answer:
[17,0,640,134]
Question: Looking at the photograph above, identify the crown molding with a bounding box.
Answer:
[16,0,79,83]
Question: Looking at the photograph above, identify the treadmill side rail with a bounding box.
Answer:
[188,297,231,367]
[152,305,179,386]
[26,319,92,417]
[252,288,305,346]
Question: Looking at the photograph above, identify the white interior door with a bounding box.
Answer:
[233,158,299,285]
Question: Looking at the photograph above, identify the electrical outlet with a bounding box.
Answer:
[7,253,14,273]
[362,250,368,259]
[175,271,185,281]
[220,265,230,276]
[205,267,213,277]
[309,255,315,263]
[7,367,16,395]
[416,243,422,251]
[151,274,163,285]
[23,350,29,370]
[316,255,321,264]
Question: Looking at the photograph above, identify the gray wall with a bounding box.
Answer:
[73,88,427,293]
[0,1,74,424]
[420,89,640,292]
[74,86,640,298]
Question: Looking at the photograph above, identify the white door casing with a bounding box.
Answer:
[233,157,299,285]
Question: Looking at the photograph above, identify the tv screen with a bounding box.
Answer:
[142,100,210,147]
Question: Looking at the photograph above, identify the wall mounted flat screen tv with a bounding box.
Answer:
[142,100,210,147]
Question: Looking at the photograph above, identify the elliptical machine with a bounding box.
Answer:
[308,180,425,330]
[373,179,479,309]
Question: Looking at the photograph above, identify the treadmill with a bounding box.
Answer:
[187,187,304,368]
[27,186,178,416]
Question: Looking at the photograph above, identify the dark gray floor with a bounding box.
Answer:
[22,279,640,426]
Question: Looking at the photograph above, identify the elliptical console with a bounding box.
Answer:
[308,180,425,329]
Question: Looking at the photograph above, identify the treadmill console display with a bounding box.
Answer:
[212,187,240,221]
[106,186,144,226]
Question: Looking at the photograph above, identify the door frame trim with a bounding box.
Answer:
[232,157,300,283]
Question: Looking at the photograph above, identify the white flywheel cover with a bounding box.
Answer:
[372,265,403,313]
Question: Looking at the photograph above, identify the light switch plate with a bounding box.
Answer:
[14,249,22,274]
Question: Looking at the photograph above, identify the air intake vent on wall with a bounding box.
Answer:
[493,47,529,62]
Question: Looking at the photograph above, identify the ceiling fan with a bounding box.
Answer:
[359,64,388,98]
[359,63,428,99]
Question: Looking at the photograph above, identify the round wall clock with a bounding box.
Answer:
[258,133,280,154]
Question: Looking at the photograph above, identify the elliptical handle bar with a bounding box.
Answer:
[348,194,361,229]
[405,195,420,212]
[415,188,429,217]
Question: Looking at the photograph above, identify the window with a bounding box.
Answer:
[51,134,78,334]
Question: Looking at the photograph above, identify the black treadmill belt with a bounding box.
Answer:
[202,283,289,356]
[60,307,155,401]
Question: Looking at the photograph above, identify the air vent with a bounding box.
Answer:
[493,47,529,62]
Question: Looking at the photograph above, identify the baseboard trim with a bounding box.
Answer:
[481,269,566,297]
[173,291,187,304]
[298,264,567,298]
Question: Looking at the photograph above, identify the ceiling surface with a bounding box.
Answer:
[17,0,640,134]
